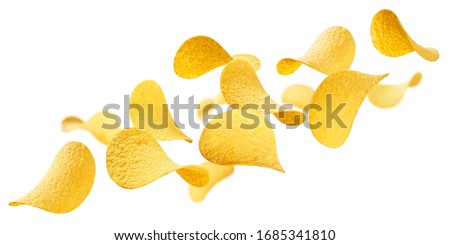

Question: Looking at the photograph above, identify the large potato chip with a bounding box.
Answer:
[130,80,192,142]
[309,71,388,148]
[106,128,209,189]
[282,84,315,109]
[199,109,284,172]
[189,162,234,202]
[174,36,260,79]
[221,59,305,126]
[369,72,422,108]
[61,112,120,144]
[10,142,95,213]
[277,26,355,75]
[371,9,439,61]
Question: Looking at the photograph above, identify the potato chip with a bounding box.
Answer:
[368,72,422,108]
[189,162,234,202]
[199,109,284,172]
[61,112,120,144]
[130,80,192,142]
[371,9,439,61]
[106,128,209,189]
[215,92,226,105]
[277,26,355,75]
[174,36,260,78]
[10,142,95,213]
[309,71,388,148]
[282,84,315,109]
[221,59,305,126]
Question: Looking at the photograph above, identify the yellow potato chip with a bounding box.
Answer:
[282,84,315,109]
[371,9,439,61]
[61,112,120,144]
[174,36,260,78]
[368,72,422,108]
[277,26,355,75]
[309,71,388,148]
[130,80,192,142]
[221,59,305,126]
[106,128,209,189]
[10,142,95,213]
[189,162,234,202]
[199,109,284,172]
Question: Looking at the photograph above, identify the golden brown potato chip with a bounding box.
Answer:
[371,9,439,61]
[106,128,209,189]
[309,71,388,148]
[10,142,95,213]
[130,80,192,142]
[199,109,284,172]
[174,36,260,78]
[369,72,422,108]
[282,84,315,109]
[189,162,234,202]
[277,26,355,75]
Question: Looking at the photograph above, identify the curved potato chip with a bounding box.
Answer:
[130,80,192,142]
[371,9,439,61]
[277,26,355,75]
[221,59,305,126]
[61,112,120,144]
[106,128,209,189]
[199,109,284,172]
[282,84,315,109]
[309,71,388,148]
[189,162,234,202]
[368,72,422,108]
[10,142,95,213]
[174,36,260,78]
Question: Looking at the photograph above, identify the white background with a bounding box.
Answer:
[1,0,449,244]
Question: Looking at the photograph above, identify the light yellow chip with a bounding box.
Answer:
[174,36,260,78]
[309,71,388,148]
[199,109,284,172]
[10,142,95,213]
[282,84,315,109]
[277,26,355,75]
[189,162,234,202]
[368,72,422,108]
[106,128,209,189]
[130,80,192,142]
[61,112,120,144]
[215,92,226,104]
[221,59,305,126]
[371,9,439,61]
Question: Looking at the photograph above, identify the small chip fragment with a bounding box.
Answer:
[282,84,315,109]
[189,162,234,202]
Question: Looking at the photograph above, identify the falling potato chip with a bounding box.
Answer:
[106,128,209,189]
[309,71,388,148]
[130,80,192,142]
[189,162,234,202]
[199,109,284,172]
[10,142,95,213]
[174,36,261,79]
[368,72,422,108]
[221,59,305,126]
[371,9,439,61]
[277,26,355,75]
[62,112,121,144]
[282,84,315,109]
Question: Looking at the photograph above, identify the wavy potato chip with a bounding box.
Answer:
[221,59,305,126]
[62,112,120,144]
[369,72,422,108]
[309,71,388,148]
[106,128,209,189]
[174,36,260,78]
[130,80,192,142]
[189,162,234,202]
[371,9,439,61]
[199,109,284,172]
[10,142,95,213]
[282,84,315,109]
[277,26,355,75]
